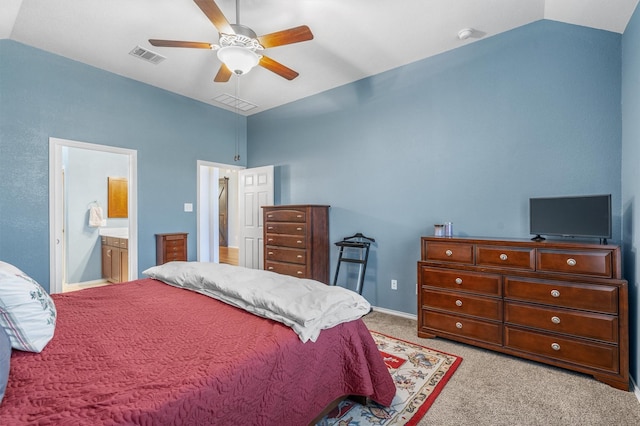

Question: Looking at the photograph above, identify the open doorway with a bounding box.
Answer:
[49,137,138,294]
[197,162,273,268]
[197,161,241,265]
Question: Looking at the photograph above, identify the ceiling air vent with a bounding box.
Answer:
[129,46,165,64]
[213,93,258,112]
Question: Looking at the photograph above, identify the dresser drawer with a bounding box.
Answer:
[504,302,617,343]
[106,237,120,247]
[104,237,128,248]
[265,247,306,265]
[476,246,535,271]
[163,234,186,242]
[422,289,502,321]
[423,242,474,264]
[265,222,306,235]
[504,277,618,314]
[421,310,502,345]
[265,261,306,278]
[420,266,501,296]
[164,239,185,249]
[505,327,619,373]
[265,234,306,249]
[536,249,613,278]
[164,252,185,262]
[264,209,306,222]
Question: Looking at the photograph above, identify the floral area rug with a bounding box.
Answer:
[317,331,462,426]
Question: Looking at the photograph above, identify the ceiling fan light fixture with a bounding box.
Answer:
[217,46,260,75]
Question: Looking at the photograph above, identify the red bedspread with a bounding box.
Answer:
[0,278,395,425]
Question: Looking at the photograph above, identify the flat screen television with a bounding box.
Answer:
[529,194,611,242]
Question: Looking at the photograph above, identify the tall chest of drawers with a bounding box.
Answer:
[418,236,629,390]
[155,233,188,265]
[263,205,330,284]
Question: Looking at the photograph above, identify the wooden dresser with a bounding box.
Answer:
[263,205,330,284]
[418,236,629,390]
[155,233,188,265]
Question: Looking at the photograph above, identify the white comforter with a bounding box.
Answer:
[142,262,371,342]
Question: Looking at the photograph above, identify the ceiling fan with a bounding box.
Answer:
[149,0,313,82]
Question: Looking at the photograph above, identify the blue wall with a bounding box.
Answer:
[247,20,623,315]
[0,40,246,289]
[622,1,640,393]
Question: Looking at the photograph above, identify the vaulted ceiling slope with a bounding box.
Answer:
[2,0,638,115]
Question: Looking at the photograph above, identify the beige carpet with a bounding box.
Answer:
[362,311,640,426]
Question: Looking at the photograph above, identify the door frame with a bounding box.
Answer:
[196,160,244,263]
[49,137,138,294]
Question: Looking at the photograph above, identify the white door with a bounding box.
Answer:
[238,165,274,269]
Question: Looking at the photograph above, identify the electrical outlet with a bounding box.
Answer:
[391,279,398,290]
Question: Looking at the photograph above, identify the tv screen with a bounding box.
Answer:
[529,194,611,240]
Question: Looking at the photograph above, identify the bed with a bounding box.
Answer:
[0,261,395,425]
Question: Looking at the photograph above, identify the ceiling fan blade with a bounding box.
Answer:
[257,25,314,48]
[149,39,213,49]
[214,64,233,82]
[259,56,299,80]
[194,0,234,35]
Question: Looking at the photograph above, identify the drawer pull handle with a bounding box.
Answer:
[297,255,303,259]
[499,253,508,261]
[297,271,303,275]
[268,267,274,270]
[297,240,303,244]
[268,252,274,255]
[267,214,273,218]
[268,238,274,242]
[445,250,453,257]
[268,226,274,230]
[455,300,463,307]
[297,227,303,231]
[297,215,302,218]
[455,322,463,329]
[551,343,561,351]
[551,289,560,298]
[455,278,463,285]
[551,316,561,324]
[567,258,577,266]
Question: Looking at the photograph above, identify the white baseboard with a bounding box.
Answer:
[632,376,640,404]
[371,306,417,321]
[63,279,109,292]
[65,278,107,287]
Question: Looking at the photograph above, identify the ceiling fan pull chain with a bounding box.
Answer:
[234,75,241,162]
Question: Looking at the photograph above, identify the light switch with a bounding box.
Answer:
[184,203,193,212]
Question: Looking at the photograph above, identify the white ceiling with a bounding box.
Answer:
[2,0,639,115]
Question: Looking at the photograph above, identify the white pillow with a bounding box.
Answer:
[0,270,57,353]
[0,260,24,276]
